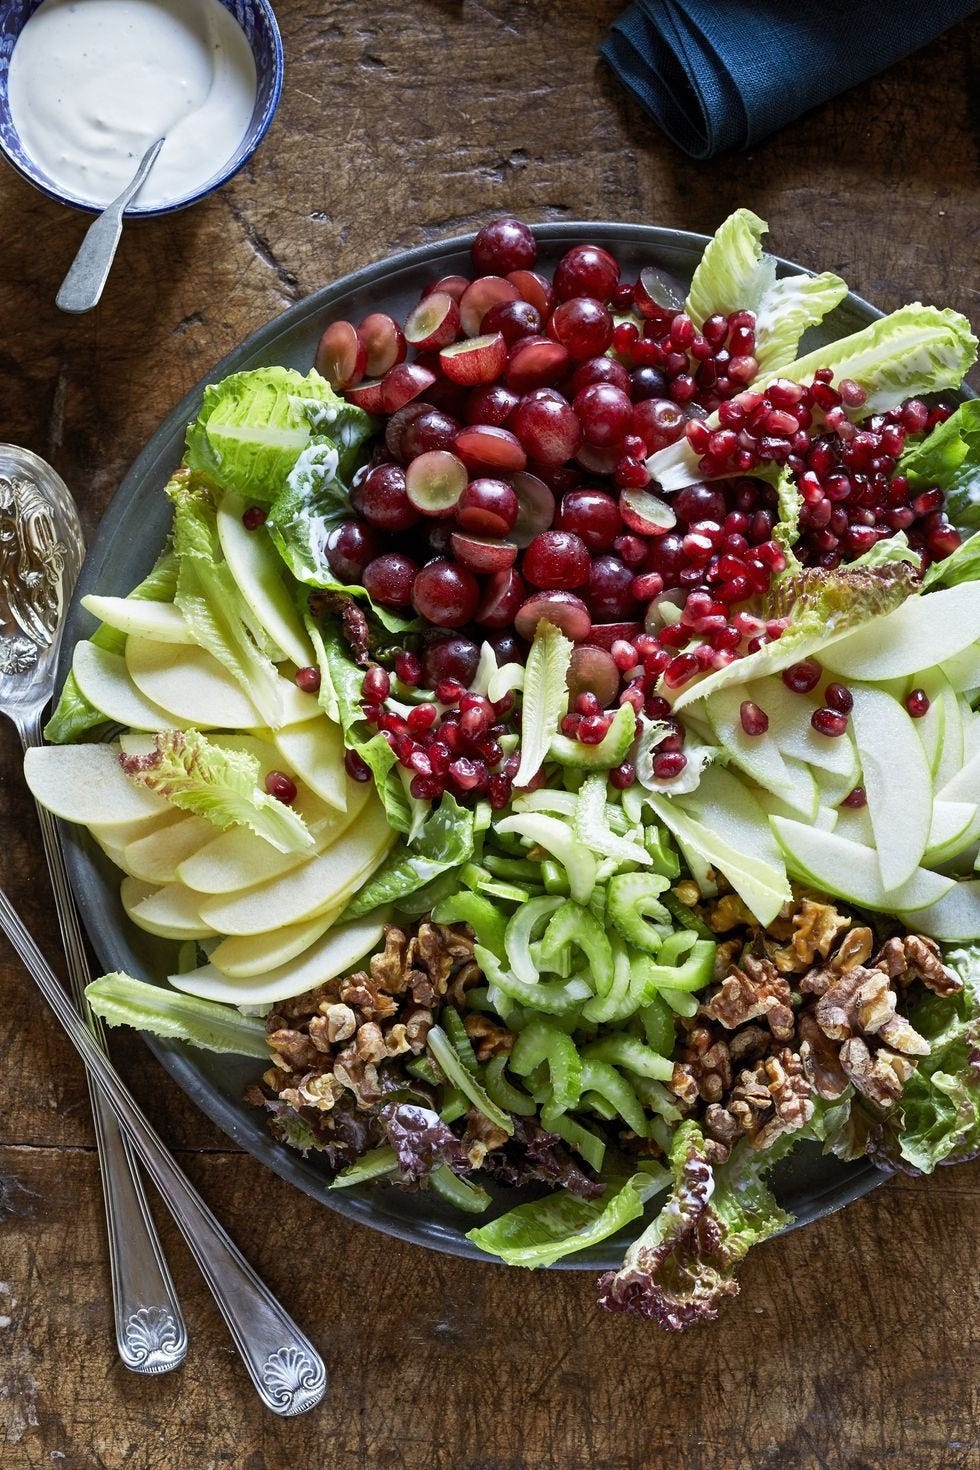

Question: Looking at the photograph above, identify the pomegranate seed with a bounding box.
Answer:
[902,400,930,433]
[824,683,853,714]
[783,659,822,693]
[613,322,639,354]
[265,770,298,804]
[436,678,464,704]
[611,639,638,672]
[579,714,611,744]
[841,785,867,808]
[646,694,672,719]
[811,707,848,737]
[241,505,267,530]
[561,713,581,737]
[620,683,645,714]
[294,665,321,693]
[652,750,687,780]
[362,666,391,703]
[609,760,635,789]
[906,688,930,718]
[738,700,768,736]
[838,379,867,407]
[664,652,699,688]
[394,650,422,686]
[344,749,372,782]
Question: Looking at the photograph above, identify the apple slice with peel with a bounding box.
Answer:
[197,802,395,934]
[126,636,264,729]
[834,803,874,845]
[24,744,168,827]
[73,642,183,731]
[272,717,349,811]
[913,670,957,780]
[923,801,979,867]
[170,915,388,1007]
[679,764,786,872]
[850,685,932,890]
[646,791,791,925]
[940,642,980,695]
[896,879,980,942]
[216,491,315,668]
[80,596,194,645]
[91,829,138,876]
[121,877,217,940]
[821,583,980,680]
[178,781,373,895]
[124,814,217,885]
[209,904,346,978]
[750,678,859,782]
[770,819,954,913]
[89,807,184,848]
[704,687,816,816]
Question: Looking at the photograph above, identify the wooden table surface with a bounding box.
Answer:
[1,3,979,1465]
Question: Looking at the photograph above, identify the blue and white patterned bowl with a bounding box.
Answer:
[0,0,283,217]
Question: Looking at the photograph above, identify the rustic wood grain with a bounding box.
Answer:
[1,1,978,1465]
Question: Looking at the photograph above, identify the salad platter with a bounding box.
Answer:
[34,215,980,1325]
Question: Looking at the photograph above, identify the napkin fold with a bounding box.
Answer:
[601,0,979,160]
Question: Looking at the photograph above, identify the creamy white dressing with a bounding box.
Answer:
[8,0,257,209]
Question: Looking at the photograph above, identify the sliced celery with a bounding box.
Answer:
[430,1165,491,1214]
[639,994,676,1055]
[514,620,573,788]
[477,945,591,1017]
[431,890,508,961]
[510,1018,584,1112]
[484,1055,537,1116]
[574,773,649,866]
[579,1058,647,1136]
[540,1102,607,1173]
[583,941,633,1023]
[583,1035,674,1082]
[548,702,637,769]
[539,901,614,996]
[442,1008,479,1074]
[330,1146,399,1188]
[607,872,672,955]
[504,895,564,984]
[427,1024,514,1135]
[495,812,596,904]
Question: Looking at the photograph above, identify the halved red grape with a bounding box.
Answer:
[476,567,527,629]
[405,451,468,516]
[507,269,554,319]
[512,389,582,465]
[515,591,591,643]
[316,320,366,390]
[504,336,570,393]
[575,443,620,476]
[583,621,643,651]
[344,379,386,414]
[456,477,519,536]
[450,532,518,573]
[381,362,437,413]
[363,552,418,606]
[511,471,556,547]
[619,488,677,535]
[550,297,613,360]
[567,644,619,707]
[556,488,621,550]
[404,291,461,351]
[465,384,519,427]
[522,530,590,589]
[459,276,520,337]
[453,424,527,474]
[385,400,432,460]
[472,218,537,275]
[439,332,508,385]
[423,274,470,302]
[351,464,420,531]
[357,312,406,377]
[553,245,619,303]
[633,265,685,319]
[412,559,480,627]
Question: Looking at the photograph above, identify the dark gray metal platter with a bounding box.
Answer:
[58,222,887,1267]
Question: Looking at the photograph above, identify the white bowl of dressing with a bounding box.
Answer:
[0,0,283,216]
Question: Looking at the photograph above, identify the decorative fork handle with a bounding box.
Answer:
[19,715,187,1373]
[0,885,327,1415]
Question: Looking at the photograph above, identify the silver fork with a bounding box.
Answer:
[0,446,187,1374]
[0,446,328,1413]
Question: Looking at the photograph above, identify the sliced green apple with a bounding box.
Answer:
[80,595,194,645]
[750,677,859,782]
[121,876,217,940]
[924,801,979,867]
[24,744,168,827]
[912,670,955,781]
[834,803,874,846]
[73,642,181,732]
[170,914,388,1007]
[937,749,980,805]
[679,764,786,871]
[89,808,184,847]
[896,879,980,942]
[646,792,790,925]
[770,818,954,913]
[940,642,980,695]
[272,717,348,812]
[126,635,264,729]
[197,802,395,935]
[850,684,932,890]
[703,687,815,815]
[216,492,314,668]
[124,814,217,885]
[209,905,347,977]
[821,583,980,680]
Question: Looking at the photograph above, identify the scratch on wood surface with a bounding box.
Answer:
[223,196,303,304]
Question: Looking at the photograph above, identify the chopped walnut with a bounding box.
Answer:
[707,893,759,933]
[673,880,702,908]
[773,898,850,972]
[752,1049,814,1149]
[670,1025,732,1105]
[877,1014,930,1056]
[462,1013,515,1061]
[290,1071,345,1112]
[383,1022,412,1057]
[369,928,410,992]
[853,971,897,1034]
[831,926,874,974]
[814,966,883,1041]
[712,938,743,982]
[266,1028,321,1073]
[839,1038,917,1106]
[353,1021,387,1065]
[339,975,399,1020]
[462,1108,510,1167]
[703,1102,740,1148]
[797,1010,849,1100]
[703,954,795,1040]
[875,934,961,995]
[728,1023,770,1064]
[315,1003,357,1045]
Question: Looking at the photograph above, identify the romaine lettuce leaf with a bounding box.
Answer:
[44,547,179,744]
[184,366,343,502]
[922,531,980,589]
[167,473,284,727]
[119,729,314,853]
[317,626,413,833]
[597,1122,793,1329]
[763,304,977,414]
[86,972,269,1058]
[342,793,476,919]
[514,619,573,788]
[467,1169,668,1269]
[686,208,848,373]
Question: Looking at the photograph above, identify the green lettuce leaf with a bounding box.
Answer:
[514,619,573,788]
[318,626,413,832]
[467,1169,668,1269]
[184,366,342,502]
[922,530,980,589]
[167,473,284,725]
[86,973,269,1058]
[343,794,476,919]
[762,304,978,414]
[44,547,179,744]
[597,1122,793,1329]
[849,531,921,571]
[118,729,314,853]
[899,398,980,530]
[686,208,848,373]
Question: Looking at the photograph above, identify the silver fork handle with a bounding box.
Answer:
[0,886,327,1415]
[20,712,187,1372]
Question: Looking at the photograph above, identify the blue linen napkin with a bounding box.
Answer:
[601,0,979,160]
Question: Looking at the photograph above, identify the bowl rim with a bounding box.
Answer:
[0,0,284,218]
[60,219,902,1266]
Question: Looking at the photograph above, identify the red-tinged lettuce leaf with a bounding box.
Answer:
[379,1102,468,1182]
[597,1122,793,1330]
[481,1116,606,1200]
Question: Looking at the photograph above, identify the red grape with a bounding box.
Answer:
[522,530,590,589]
[412,560,480,626]
[351,464,420,531]
[553,244,619,302]
[573,383,633,447]
[587,555,639,620]
[556,488,621,550]
[326,518,382,581]
[549,297,613,359]
[362,553,419,606]
[456,478,519,536]
[472,218,537,275]
[512,389,582,464]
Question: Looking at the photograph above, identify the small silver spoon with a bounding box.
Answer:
[56,137,165,314]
